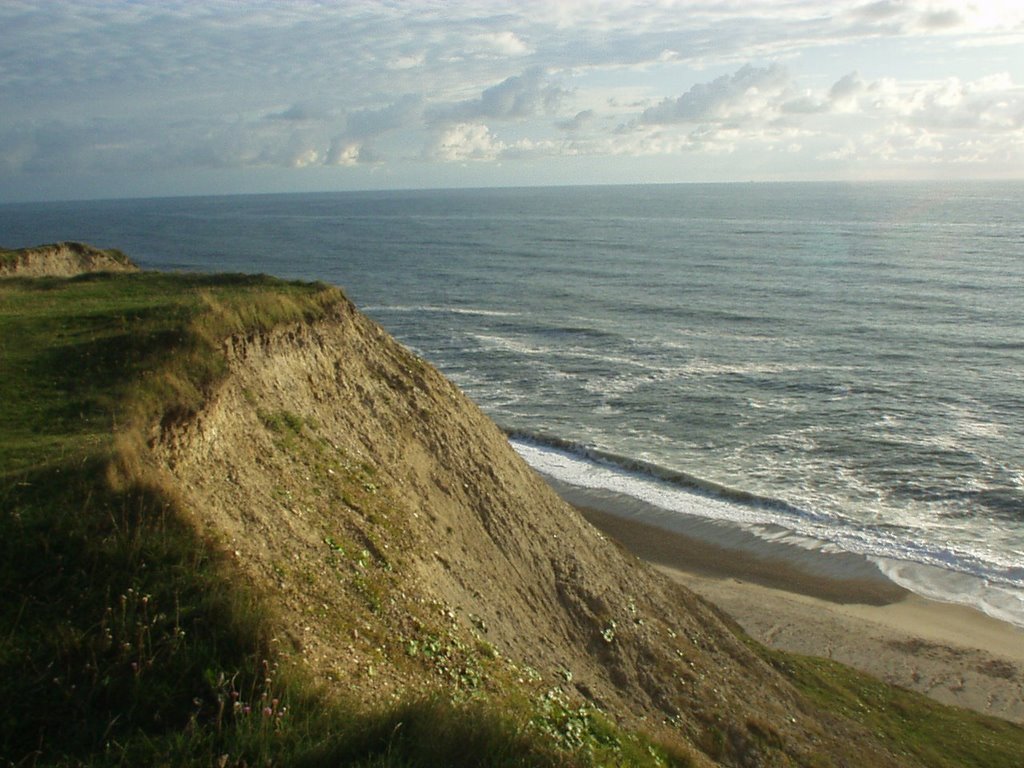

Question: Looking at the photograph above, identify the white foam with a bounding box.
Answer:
[873,557,1024,629]
[512,438,786,529]
[511,437,1024,629]
[364,304,520,318]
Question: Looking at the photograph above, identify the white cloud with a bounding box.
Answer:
[782,93,828,115]
[2,1,1023,198]
[811,70,1024,170]
[828,72,866,111]
[918,9,965,30]
[557,110,596,132]
[429,68,566,123]
[291,148,321,168]
[266,103,330,122]
[472,31,532,57]
[388,53,425,71]
[431,123,506,162]
[868,73,1024,132]
[640,64,790,124]
[327,141,364,167]
[346,96,424,138]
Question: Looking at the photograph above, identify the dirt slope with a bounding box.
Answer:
[0,241,138,277]
[154,292,902,766]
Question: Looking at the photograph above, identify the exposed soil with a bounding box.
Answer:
[0,241,138,277]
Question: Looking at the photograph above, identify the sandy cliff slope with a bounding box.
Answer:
[0,241,138,277]
[153,291,902,766]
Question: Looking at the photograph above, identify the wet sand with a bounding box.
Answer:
[579,506,1024,724]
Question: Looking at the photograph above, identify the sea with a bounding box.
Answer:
[3,182,1022,628]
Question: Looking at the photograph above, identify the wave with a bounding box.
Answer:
[363,304,520,318]
[506,429,1024,628]
[506,429,826,522]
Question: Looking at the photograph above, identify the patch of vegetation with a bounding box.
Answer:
[6,263,1023,767]
[258,408,305,436]
[760,646,1024,768]
[258,407,307,451]
[298,694,695,768]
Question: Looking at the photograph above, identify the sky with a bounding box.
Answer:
[1,0,1023,202]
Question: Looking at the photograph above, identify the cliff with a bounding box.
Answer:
[153,291,898,765]
[0,241,138,277]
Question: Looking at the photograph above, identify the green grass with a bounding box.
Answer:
[0,271,341,475]
[0,269,693,767]
[760,646,1024,768]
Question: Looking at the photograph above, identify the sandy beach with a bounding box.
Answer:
[579,506,1024,724]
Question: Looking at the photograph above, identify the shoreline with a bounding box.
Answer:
[578,505,907,606]
[577,504,1024,724]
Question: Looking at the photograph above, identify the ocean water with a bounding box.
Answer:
[3,182,1022,627]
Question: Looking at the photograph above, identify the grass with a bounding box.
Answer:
[0,270,339,764]
[759,645,1024,768]
[0,270,341,475]
[0,268,694,767]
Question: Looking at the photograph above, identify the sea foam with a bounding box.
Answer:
[510,435,1024,629]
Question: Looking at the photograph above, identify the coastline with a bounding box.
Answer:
[577,505,1024,724]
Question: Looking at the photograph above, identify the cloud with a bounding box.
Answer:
[640,64,790,124]
[781,94,828,115]
[429,68,567,123]
[431,123,506,162]
[813,71,1024,168]
[2,1,1024,198]
[388,53,425,71]
[828,72,866,112]
[326,140,376,167]
[266,103,330,122]
[903,75,1024,131]
[853,1,903,21]
[291,148,321,168]
[918,9,964,30]
[472,31,532,57]
[829,72,865,103]
[346,96,424,138]
[557,110,595,132]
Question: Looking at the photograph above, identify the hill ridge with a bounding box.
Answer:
[0,241,138,277]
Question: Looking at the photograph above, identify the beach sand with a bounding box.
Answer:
[579,506,1024,724]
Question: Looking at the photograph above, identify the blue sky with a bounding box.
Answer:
[1,1,1022,202]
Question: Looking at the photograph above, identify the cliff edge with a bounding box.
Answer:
[0,241,138,277]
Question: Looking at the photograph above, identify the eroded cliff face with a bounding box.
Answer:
[154,293,897,765]
[0,242,138,277]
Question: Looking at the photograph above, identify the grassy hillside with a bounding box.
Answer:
[0,271,691,766]
[2,264,1022,766]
